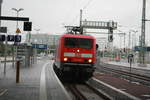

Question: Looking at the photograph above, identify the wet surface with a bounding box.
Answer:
[94,72,150,100]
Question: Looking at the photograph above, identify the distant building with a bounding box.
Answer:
[96,37,107,51]
[25,33,61,46]
[134,46,150,63]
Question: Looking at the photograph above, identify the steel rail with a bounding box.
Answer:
[68,84,87,100]
[65,83,111,100]
[85,83,111,100]
[101,65,150,82]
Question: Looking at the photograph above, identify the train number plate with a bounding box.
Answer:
[73,59,82,62]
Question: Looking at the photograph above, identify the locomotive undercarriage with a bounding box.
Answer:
[53,63,95,82]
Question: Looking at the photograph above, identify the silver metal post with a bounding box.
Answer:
[12,47,15,68]
[124,33,126,49]
[80,9,82,27]
[4,34,7,75]
[0,0,3,26]
[11,8,24,68]
[129,58,132,83]
[80,9,83,34]
[140,0,146,64]
[129,32,131,50]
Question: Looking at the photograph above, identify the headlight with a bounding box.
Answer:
[64,58,68,61]
[88,59,92,63]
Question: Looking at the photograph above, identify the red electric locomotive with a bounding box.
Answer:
[53,34,96,81]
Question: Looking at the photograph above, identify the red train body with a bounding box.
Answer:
[53,34,96,81]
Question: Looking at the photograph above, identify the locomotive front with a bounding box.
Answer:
[54,34,96,81]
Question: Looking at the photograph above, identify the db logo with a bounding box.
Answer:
[75,53,81,57]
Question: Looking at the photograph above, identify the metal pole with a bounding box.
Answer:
[15,11,19,68]
[12,10,18,68]
[128,32,131,54]
[80,9,82,27]
[132,34,134,50]
[16,11,19,30]
[140,0,146,64]
[123,33,127,57]
[16,60,20,83]
[119,35,121,61]
[28,31,31,43]
[102,43,104,58]
[129,58,132,82]
[28,31,31,67]
[80,9,83,34]
[0,0,3,71]
[129,32,131,49]
[12,8,24,68]
[124,33,125,49]
[35,43,37,62]
[132,33,136,50]
[12,46,15,68]
[0,0,3,26]
[25,45,27,67]
[4,34,7,75]
[54,35,55,55]
[119,35,121,49]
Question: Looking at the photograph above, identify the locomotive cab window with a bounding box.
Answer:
[64,37,93,49]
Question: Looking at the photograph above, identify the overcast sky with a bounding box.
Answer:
[1,0,150,46]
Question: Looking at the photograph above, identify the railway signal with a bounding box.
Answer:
[108,34,113,42]
[108,27,113,42]
[0,27,7,33]
[15,35,21,42]
[24,22,32,31]
[7,35,15,41]
[0,34,5,41]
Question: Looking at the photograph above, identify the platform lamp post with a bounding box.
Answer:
[0,0,3,26]
[34,29,40,34]
[130,30,138,50]
[11,8,24,68]
[34,29,40,63]
[12,8,24,31]
[117,30,126,49]
[117,30,126,60]
[128,30,138,53]
[34,28,40,56]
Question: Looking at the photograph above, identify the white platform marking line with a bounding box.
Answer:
[40,62,49,100]
[0,89,8,96]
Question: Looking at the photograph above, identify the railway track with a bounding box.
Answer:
[100,65,150,84]
[64,83,111,100]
